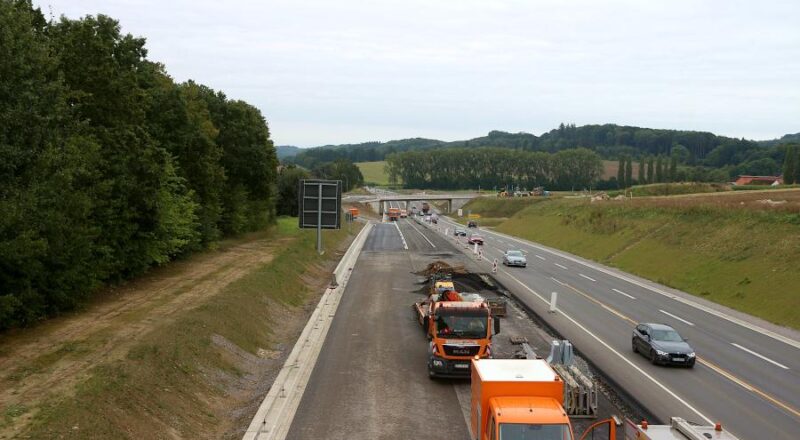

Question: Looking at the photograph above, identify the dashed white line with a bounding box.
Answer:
[612,288,636,300]
[659,309,695,326]
[550,277,566,286]
[731,343,790,370]
[555,263,568,270]
[535,255,546,260]
[579,274,597,282]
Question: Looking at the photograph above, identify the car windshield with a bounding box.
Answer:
[435,314,487,338]
[499,423,572,440]
[507,251,523,257]
[651,329,683,342]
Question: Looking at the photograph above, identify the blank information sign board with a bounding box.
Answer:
[298,179,341,229]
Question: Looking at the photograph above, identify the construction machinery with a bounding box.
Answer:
[421,202,430,214]
[470,358,618,440]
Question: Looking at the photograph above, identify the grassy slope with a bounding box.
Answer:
[463,192,800,329]
[20,219,360,439]
[356,161,393,185]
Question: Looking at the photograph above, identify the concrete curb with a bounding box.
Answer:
[242,222,374,440]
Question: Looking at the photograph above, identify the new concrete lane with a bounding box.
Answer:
[428,215,800,439]
[286,223,469,439]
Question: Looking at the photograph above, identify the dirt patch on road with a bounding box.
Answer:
[0,233,286,438]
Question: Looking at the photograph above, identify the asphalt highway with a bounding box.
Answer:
[419,211,800,440]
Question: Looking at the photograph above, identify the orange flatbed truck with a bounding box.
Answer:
[414,298,498,378]
[471,358,617,440]
[387,207,401,221]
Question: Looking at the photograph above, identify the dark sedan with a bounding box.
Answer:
[632,323,695,367]
[453,228,467,237]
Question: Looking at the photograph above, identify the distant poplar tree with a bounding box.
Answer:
[647,157,655,183]
[638,157,645,184]
[617,157,625,188]
[784,146,797,184]
[625,157,633,188]
[656,156,664,183]
[670,156,678,182]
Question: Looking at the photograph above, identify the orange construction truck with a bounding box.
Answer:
[347,207,359,219]
[387,207,401,221]
[414,296,498,378]
[471,358,616,440]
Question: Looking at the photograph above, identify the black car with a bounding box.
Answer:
[632,323,695,367]
[454,228,467,237]
[467,221,478,228]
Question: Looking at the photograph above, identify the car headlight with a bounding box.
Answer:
[656,350,668,356]
[687,352,696,358]
[432,359,443,367]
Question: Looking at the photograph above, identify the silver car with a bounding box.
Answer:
[503,250,527,267]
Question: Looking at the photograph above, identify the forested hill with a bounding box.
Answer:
[0,2,278,329]
[286,125,798,172]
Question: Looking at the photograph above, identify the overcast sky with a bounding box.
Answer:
[36,0,799,147]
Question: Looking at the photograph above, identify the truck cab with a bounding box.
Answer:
[471,359,572,440]
[422,301,498,378]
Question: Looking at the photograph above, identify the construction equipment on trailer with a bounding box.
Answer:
[470,358,619,440]
[623,417,741,440]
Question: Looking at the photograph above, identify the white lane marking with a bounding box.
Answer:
[555,263,568,270]
[392,221,409,250]
[456,219,800,351]
[521,249,529,254]
[403,218,436,248]
[550,277,566,286]
[498,270,714,425]
[579,274,597,282]
[612,288,636,300]
[731,343,790,370]
[659,309,695,326]
[535,254,546,260]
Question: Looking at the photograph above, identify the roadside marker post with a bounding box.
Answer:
[478,249,483,261]
[473,243,479,255]
[492,259,498,273]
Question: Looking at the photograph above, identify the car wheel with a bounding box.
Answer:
[632,340,638,353]
[649,349,658,365]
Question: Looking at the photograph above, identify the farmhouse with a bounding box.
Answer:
[733,175,783,186]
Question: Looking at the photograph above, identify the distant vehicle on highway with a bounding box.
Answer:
[454,228,467,237]
[632,323,695,367]
[387,207,401,221]
[467,234,484,245]
[467,220,478,228]
[400,209,408,218]
[502,250,527,267]
[431,213,438,224]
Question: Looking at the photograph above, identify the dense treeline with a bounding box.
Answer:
[286,125,796,182]
[0,1,278,329]
[385,148,602,190]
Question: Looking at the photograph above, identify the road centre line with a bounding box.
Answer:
[579,273,597,282]
[498,270,714,425]
[659,309,695,326]
[470,224,800,350]
[555,263,568,270]
[731,343,790,370]
[403,218,436,248]
[392,221,409,250]
[612,288,636,300]
[535,255,546,260]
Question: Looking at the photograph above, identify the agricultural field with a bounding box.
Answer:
[355,161,393,186]
[461,189,800,329]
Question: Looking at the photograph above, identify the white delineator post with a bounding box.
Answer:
[477,248,483,261]
[549,291,558,313]
[492,259,498,274]
[473,242,479,255]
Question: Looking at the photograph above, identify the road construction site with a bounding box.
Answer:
[280,218,642,439]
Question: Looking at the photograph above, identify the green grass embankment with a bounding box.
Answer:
[21,218,360,438]
[462,191,800,329]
